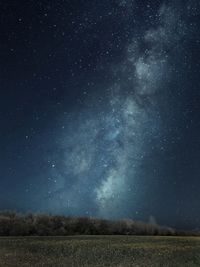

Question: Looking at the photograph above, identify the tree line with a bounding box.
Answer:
[0,211,198,236]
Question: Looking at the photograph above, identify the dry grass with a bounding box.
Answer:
[0,235,200,267]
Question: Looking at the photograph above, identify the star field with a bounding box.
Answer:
[1,0,200,230]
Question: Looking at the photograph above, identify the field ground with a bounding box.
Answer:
[0,235,200,267]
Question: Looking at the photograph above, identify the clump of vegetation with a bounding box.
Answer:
[0,211,198,236]
[0,212,198,236]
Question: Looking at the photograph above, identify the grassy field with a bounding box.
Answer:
[0,236,200,267]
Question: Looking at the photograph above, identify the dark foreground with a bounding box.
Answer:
[0,236,200,267]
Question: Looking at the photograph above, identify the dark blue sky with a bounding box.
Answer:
[0,0,200,230]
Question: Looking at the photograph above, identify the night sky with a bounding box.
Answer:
[1,0,200,230]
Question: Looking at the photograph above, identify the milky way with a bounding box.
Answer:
[40,2,186,219]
